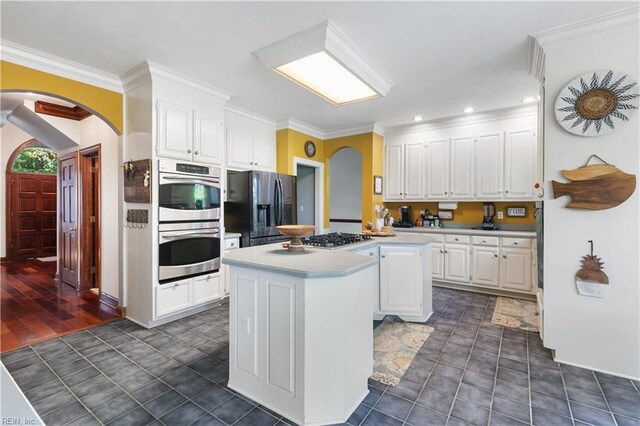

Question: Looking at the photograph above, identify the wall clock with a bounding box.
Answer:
[555,69,639,137]
[304,140,316,158]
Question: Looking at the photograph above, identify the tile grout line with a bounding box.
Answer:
[484,308,504,426]
[591,370,619,426]
[526,332,534,425]
[558,357,578,426]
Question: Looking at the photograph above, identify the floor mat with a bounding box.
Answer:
[491,296,539,332]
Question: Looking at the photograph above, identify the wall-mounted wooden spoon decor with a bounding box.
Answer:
[552,155,636,210]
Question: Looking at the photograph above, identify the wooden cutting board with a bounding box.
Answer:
[552,164,636,210]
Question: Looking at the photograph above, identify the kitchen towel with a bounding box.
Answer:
[491,296,539,332]
[370,318,434,386]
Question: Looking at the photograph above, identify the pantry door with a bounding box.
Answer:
[59,154,79,289]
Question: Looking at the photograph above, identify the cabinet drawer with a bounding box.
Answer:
[445,234,470,244]
[501,237,532,248]
[424,233,444,242]
[225,237,240,250]
[193,274,221,305]
[156,279,191,317]
[472,236,499,246]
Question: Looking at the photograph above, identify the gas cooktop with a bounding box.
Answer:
[301,232,372,249]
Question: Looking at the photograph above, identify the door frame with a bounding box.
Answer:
[79,144,101,292]
[293,157,325,234]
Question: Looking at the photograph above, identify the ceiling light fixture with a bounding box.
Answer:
[462,107,475,113]
[254,20,392,106]
[522,97,538,104]
[412,115,424,122]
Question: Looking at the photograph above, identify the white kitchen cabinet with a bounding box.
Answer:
[379,246,423,315]
[471,246,500,287]
[223,236,240,296]
[404,142,424,199]
[193,274,222,305]
[226,128,275,172]
[156,279,192,317]
[431,242,445,280]
[354,246,380,315]
[449,135,474,199]
[504,129,536,199]
[500,247,533,292]
[157,100,224,165]
[384,145,404,200]
[426,138,450,199]
[444,244,470,282]
[475,132,504,199]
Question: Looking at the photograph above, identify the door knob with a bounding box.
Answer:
[70,227,77,232]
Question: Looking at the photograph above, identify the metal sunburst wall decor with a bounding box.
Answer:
[555,69,639,137]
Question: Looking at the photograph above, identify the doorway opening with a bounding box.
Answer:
[328,147,362,233]
[80,145,101,294]
[293,157,325,234]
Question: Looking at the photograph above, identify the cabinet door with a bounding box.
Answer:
[431,242,445,280]
[404,142,424,199]
[471,247,500,287]
[355,247,380,314]
[156,279,191,317]
[444,244,470,282]
[384,145,404,200]
[193,274,222,305]
[500,248,533,293]
[426,138,449,199]
[379,246,422,314]
[252,135,276,172]
[475,132,504,199]
[157,101,193,161]
[194,111,223,165]
[504,130,536,199]
[226,128,254,170]
[449,135,474,199]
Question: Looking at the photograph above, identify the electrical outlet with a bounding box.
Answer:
[497,211,504,219]
[242,317,251,335]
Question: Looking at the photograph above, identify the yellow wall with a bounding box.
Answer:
[1,61,123,134]
[384,202,537,225]
[276,129,324,175]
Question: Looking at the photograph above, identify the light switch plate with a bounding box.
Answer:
[497,211,504,219]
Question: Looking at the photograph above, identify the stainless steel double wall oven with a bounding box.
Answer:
[158,159,222,282]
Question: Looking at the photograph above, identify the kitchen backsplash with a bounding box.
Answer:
[383,202,536,225]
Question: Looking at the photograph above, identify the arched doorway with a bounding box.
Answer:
[328,147,363,232]
[6,139,57,260]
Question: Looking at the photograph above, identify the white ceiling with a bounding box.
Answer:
[0,1,633,131]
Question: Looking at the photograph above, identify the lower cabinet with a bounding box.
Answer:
[500,248,533,292]
[444,244,470,282]
[379,246,423,315]
[471,247,500,287]
[155,273,222,318]
[431,242,445,280]
[353,246,380,314]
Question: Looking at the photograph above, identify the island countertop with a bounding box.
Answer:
[222,233,433,278]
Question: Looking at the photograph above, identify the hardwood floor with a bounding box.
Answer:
[1,258,120,352]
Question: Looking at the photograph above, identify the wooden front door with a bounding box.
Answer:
[60,155,79,289]
[9,173,57,259]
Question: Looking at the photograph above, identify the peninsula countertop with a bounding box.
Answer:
[222,233,433,278]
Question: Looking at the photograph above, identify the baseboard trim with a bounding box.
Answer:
[99,291,122,315]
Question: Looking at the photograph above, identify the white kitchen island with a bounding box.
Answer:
[222,234,433,425]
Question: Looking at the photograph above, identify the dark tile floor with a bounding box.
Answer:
[2,287,639,425]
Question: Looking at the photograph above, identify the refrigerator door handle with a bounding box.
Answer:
[277,178,284,226]
[274,178,281,226]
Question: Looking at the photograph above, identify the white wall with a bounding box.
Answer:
[542,24,639,379]
[297,165,315,225]
[329,147,362,233]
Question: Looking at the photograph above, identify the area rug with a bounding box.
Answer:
[36,256,57,262]
[491,296,539,332]
[371,319,434,386]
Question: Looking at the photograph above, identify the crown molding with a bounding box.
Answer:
[324,121,385,139]
[385,105,537,137]
[1,40,123,93]
[276,118,325,140]
[528,6,639,81]
[225,104,276,128]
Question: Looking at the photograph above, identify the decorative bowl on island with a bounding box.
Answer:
[276,225,316,252]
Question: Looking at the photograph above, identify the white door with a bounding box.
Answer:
[475,132,504,199]
[426,138,449,199]
[156,279,191,317]
[431,242,445,280]
[404,142,424,199]
[193,274,222,305]
[157,100,193,161]
[449,135,474,199]
[379,246,422,314]
[444,244,470,282]
[193,111,223,165]
[252,135,276,172]
[226,128,254,170]
[384,145,404,200]
[504,130,536,199]
[500,248,533,293]
[471,247,500,287]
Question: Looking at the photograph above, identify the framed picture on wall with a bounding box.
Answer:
[374,175,383,194]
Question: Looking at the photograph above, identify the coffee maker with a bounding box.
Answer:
[482,203,497,230]
[394,206,414,228]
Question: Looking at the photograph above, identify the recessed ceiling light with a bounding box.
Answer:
[522,97,538,104]
[412,115,424,122]
[254,20,392,106]
[462,107,475,113]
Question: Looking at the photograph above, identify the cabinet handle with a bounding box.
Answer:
[381,255,386,258]
[494,254,498,257]
[369,252,375,256]
[444,191,448,194]
[255,162,258,166]
[503,255,507,259]
[455,238,459,241]
[506,190,509,194]
[482,239,487,243]
[498,190,502,193]
[439,250,444,253]
[187,149,192,154]
[514,241,518,245]
[250,162,253,165]
[174,282,179,287]
[444,250,448,254]
[195,151,199,155]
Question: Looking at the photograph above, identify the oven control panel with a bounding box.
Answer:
[176,163,209,175]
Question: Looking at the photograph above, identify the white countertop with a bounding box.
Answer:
[224,232,242,239]
[222,233,433,278]
[393,227,536,238]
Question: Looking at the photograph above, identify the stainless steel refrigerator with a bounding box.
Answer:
[225,171,297,247]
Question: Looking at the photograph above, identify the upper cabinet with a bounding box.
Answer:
[384,110,539,202]
[225,109,276,172]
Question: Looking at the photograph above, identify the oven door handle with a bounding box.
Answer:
[160,175,220,186]
[160,231,221,242]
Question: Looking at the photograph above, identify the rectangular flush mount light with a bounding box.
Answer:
[254,20,392,106]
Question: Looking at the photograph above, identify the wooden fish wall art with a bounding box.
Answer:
[552,155,636,210]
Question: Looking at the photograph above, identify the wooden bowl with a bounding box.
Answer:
[276,225,316,252]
